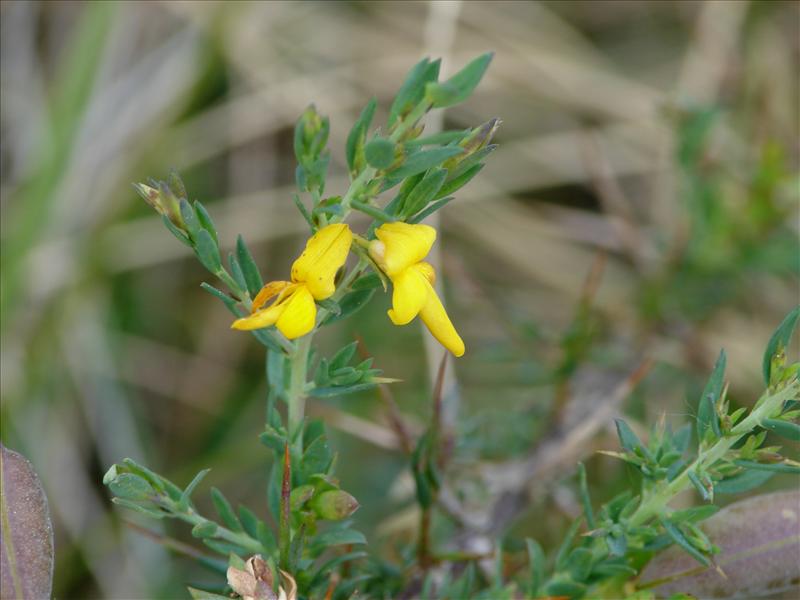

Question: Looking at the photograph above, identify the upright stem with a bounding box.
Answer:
[287,334,313,451]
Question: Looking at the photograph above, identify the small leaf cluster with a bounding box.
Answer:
[310,341,393,398]
[524,306,800,599]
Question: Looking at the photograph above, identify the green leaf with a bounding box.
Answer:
[194,201,218,246]
[555,518,582,569]
[762,418,800,442]
[687,470,712,502]
[210,488,243,533]
[235,235,263,298]
[309,382,379,398]
[614,418,651,461]
[525,538,545,597]
[312,527,366,548]
[350,199,394,223]
[191,520,219,539]
[437,163,484,199]
[194,229,222,273]
[405,130,467,147]
[227,253,247,293]
[698,350,726,440]
[187,587,231,600]
[400,168,447,217]
[567,547,594,582]
[577,462,596,529]
[179,468,210,510]
[179,198,201,240]
[544,580,586,598]
[763,305,799,385]
[238,505,260,539]
[733,459,800,474]
[714,468,775,494]
[301,436,333,481]
[321,289,375,325]
[108,473,155,501]
[330,342,359,372]
[671,505,720,523]
[161,214,191,246]
[110,497,166,519]
[407,196,454,224]
[200,282,237,311]
[388,57,440,127]
[388,147,463,179]
[346,98,377,175]
[351,273,382,291]
[660,518,710,566]
[425,52,493,108]
[364,137,396,170]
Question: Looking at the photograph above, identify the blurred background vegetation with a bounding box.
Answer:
[1,1,797,598]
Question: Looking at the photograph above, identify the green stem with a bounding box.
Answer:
[288,334,313,450]
[629,382,798,527]
[174,506,263,555]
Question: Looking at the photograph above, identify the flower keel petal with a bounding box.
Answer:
[275,285,316,339]
[418,281,465,357]
[388,266,428,325]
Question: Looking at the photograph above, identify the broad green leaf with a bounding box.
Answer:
[425,52,493,108]
[191,521,219,538]
[364,137,396,169]
[763,305,799,385]
[108,473,155,501]
[1,445,54,600]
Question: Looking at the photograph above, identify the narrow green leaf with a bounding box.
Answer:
[763,305,799,385]
[388,147,463,179]
[400,168,447,217]
[235,235,263,298]
[210,488,243,533]
[698,350,726,440]
[110,498,166,519]
[350,199,394,223]
[714,469,775,494]
[161,214,191,246]
[227,253,247,294]
[179,468,210,510]
[346,98,377,174]
[733,459,800,474]
[525,538,545,597]
[405,130,467,147]
[388,58,440,127]
[108,473,154,501]
[308,382,378,398]
[194,229,222,273]
[660,518,710,566]
[408,196,454,224]
[425,52,493,108]
[762,418,800,441]
[187,587,231,599]
[437,163,484,200]
[321,289,375,325]
[312,528,366,548]
[194,201,218,246]
[330,342,359,372]
[614,418,651,461]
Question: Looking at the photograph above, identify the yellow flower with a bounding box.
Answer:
[369,222,465,357]
[231,224,352,339]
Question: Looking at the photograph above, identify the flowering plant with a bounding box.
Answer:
[101,54,800,600]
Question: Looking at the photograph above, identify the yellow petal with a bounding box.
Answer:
[232,302,285,331]
[387,266,428,325]
[373,222,436,277]
[251,281,293,313]
[291,224,352,300]
[275,284,316,339]
[418,280,465,357]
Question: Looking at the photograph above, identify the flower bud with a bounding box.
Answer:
[133,178,186,232]
[289,484,315,511]
[443,118,500,171]
[310,489,359,521]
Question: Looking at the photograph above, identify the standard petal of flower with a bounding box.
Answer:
[418,281,465,357]
[251,281,293,313]
[232,302,285,331]
[291,224,352,299]
[374,222,436,276]
[388,267,428,325]
[275,285,316,339]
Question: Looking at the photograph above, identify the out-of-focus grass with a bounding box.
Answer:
[1,1,797,597]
